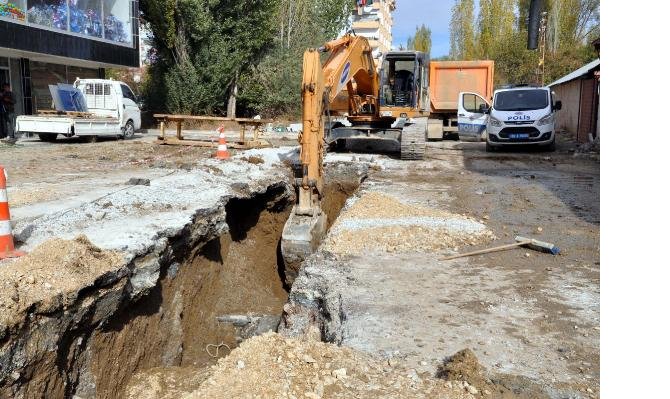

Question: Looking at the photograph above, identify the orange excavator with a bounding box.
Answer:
[281,34,430,281]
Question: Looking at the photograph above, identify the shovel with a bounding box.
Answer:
[442,236,560,261]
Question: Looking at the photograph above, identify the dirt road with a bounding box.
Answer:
[285,137,600,398]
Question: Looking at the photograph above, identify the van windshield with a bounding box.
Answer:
[494,89,549,111]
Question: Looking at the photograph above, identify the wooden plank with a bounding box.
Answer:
[157,137,271,149]
[153,114,270,124]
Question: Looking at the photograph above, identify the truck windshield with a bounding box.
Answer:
[494,90,549,111]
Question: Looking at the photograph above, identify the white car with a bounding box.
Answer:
[484,86,561,152]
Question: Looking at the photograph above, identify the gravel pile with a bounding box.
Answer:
[125,333,476,399]
[323,192,495,255]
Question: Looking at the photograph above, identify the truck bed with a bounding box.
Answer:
[16,115,121,136]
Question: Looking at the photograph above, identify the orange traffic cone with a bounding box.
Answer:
[0,166,25,260]
[215,127,231,160]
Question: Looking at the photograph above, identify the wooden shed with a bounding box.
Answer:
[549,59,600,143]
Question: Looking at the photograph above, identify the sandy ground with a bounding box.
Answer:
[287,135,599,398]
[0,132,599,398]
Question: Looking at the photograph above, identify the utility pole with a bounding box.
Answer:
[537,11,548,86]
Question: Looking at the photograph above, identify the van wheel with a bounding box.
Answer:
[38,133,58,142]
[485,141,496,152]
[122,121,135,139]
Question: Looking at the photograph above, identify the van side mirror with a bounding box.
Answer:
[479,104,490,114]
[554,101,562,111]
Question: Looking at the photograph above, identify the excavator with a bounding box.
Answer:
[281,34,430,282]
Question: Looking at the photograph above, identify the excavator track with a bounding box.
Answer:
[400,122,427,160]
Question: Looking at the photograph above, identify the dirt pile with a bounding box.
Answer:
[323,192,495,255]
[0,235,124,326]
[437,349,549,399]
[126,333,476,399]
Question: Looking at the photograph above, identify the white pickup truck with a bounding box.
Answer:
[16,79,141,142]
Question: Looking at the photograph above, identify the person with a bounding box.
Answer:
[1,83,16,140]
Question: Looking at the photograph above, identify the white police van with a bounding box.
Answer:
[484,85,561,152]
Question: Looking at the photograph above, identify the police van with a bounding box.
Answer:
[484,85,562,152]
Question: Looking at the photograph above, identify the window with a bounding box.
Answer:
[463,93,486,113]
[69,0,103,38]
[494,89,549,111]
[120,84,135,101]
[1,0,27,22]
[27,0,68,30]
[103,0,131,43]
[14,0,132,45]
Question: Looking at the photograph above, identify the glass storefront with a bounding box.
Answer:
[3,0,132,44]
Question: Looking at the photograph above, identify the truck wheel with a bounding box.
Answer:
[38,133,58,142]
[122,121,135,139]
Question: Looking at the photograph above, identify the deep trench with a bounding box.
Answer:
[78,179,359,398]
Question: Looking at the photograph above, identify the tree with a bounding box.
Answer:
[407,24,432,54]
[139,0,279,115]
[237,0,351,118]
[449,0,598,85]
[477,0,516,59]
[450,0,477,60]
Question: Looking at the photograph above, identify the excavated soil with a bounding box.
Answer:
[125,333,477,399]
[437,349,548,399]
[87,187,293,398]
[0,236,124,327]
[87,175,361,397]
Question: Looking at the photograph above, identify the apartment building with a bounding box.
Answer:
[352,0,396,64]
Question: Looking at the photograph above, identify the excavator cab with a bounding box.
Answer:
[379,51,430,116]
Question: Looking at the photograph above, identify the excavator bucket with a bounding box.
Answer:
[281,208,327,287]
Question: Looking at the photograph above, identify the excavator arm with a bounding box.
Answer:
[297,34,378,215]
[282,34,378,285]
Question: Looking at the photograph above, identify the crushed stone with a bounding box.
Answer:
[323,192,495,255]
[125,333,476,399]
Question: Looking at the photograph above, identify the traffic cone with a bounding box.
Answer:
[0,166,25,260]
[215,127,231,160]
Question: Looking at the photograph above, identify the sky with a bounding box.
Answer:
[392,0,457,58]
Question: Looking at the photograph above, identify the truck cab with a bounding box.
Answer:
[485,86,561,151]
[378,51,431,119]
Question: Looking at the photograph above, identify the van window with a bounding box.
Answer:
[463,93,487,113]
[494,89,549,111]
[120,85,136,102]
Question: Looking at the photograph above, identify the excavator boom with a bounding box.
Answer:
[281,34,428,284]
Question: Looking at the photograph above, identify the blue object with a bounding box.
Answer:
[49,84,88,112]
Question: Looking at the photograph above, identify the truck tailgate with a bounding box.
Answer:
[16,116,73,134]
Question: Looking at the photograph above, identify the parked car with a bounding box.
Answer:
[484,85,561,151]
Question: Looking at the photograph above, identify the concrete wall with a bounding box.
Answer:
[553,79,581,135]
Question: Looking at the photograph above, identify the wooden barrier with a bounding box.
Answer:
[153,114,272,149]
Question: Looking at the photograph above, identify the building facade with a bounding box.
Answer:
[352,0,395,64]
[0,0,139,115]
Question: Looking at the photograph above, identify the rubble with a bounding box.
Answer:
[125,333,477,399]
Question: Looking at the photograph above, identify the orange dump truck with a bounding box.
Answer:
[427,60,495,140]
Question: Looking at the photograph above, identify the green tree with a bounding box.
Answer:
[238,0,351,117]
[140,0,279,115]
[478,0,516,59]
[407,24,432,54]
[450,0,477,60]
